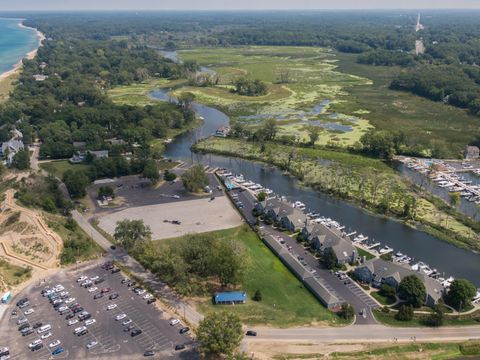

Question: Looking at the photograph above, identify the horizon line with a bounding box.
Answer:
[1,8,480,12]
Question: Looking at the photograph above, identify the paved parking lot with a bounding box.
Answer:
[0,261,197,359]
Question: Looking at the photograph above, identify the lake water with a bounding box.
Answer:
[0,18,40,75]
[152,57,480,286]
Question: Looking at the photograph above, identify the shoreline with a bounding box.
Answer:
[0,20,46,82]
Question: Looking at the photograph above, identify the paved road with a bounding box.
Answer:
[250,324,480,343]
[230,188,379,324]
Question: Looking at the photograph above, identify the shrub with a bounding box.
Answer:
[253,290,262,302]
[395,304,414,321]
[163,170,177,181]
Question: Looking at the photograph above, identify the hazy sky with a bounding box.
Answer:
[2,0,479,11]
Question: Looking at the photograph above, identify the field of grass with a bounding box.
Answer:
[0,258,32,290]
[355,246,376,261]
[370,291,395,306]
[334,53,480,157]
[373,309,480,327]
[107,78,175,106]
[174,46,373,147]
[156,226,346,327]
[0,73,18,103]
[40,160,91,179]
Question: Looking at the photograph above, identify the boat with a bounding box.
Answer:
[379,246,393,254]
[353,234,368,243]
[294,201,306,210]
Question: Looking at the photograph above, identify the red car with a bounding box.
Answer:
[100,287,111,294]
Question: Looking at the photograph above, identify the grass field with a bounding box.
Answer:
[0,72,18,103]
[107,78,178,106]
[334,53,480,157]
[173,46,373,147]
[373,309,480,327]
[156,226,346,327]
[40,160,91,179]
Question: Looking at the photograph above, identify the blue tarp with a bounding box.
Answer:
[214,291,246,304]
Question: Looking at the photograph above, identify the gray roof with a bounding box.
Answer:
[304,277,342,308]
[306,223,355,260]
[264,198,306,224]
[1,139,24,154]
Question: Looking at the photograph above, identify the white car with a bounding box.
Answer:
[88,287,98,293]
[58,306,68,312]
[137,289,146,295]
[43,289,54,297]
[143,293,153,300]
[77,276,88,283]
[73,326,85,333]
[54,285,64,292]
[169,319,180,326]
[86,340,98,349]
[85,319,96,326]
[115,314,126,321]
[17,317,28,325]
[0,354,10,360]
[49,340,61,348]
[59,291,69,297]
[68,319,79,326]
[64,297,76,304]
[28,339,42,348]
[81,280,92,287]
[122,319,132,326]
[90,276,99,281]
[24,308,34,315]
[41,332,52,340]
[106,304,117,310]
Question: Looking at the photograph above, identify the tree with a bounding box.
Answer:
[446,278,476,311]
[181,164,209,193]
[360,129,396,159]
[321,247,338,270]
[398,275,426,308]
[197,311,243,357]
[177,92,195,110]
[339,303,355,320]
[262,118,278,141]
[11,149,30,170]
[379,284,397,302]
[449,192,460,209]
[395,304,414,321]
[427,304,444,327]
[233,77,267,96]
[63,169,90,198]
[163,170,177,181]
[257,191,267,202]
[114,219,152,251]
[253,290,262,301]
[142,160,160,184]
[98,186,114,199]
[306,125,321,146]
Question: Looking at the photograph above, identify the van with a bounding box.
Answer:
[37,324,51,334]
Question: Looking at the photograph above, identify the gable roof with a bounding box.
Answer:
[307,223,355,259]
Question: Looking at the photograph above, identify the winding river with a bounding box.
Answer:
[152,52,480,286]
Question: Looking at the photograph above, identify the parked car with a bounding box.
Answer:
[32,322,42,329]
[109,293,119,300]
[22,328,34,336]
[85,319,96,326]
[121,278,129,284]
[41,332,52,340]
[101,287,112,294]
[88,287,98,293]
[246,330,257,336]
[144,350,155,357]
[122,319,132,326]
[16,318,28,325]
[49,340,61,348]
[65,313,75,320]
[24,308,35,315]
[169,319,180,326]
[86,340,98,349]
[52,347,64,356]
[123,325,134,332]
[30,343,43,351]
[175,344,185,351]
[106,304,117,310]
[68,319,79,326]
[131,329,142,337]
[18,323,30,331]
[179,327,190,334]
[115,314,127,321]
[16,297,28,307]
[146,298,156,304]
[94,278,104,284]
[93,293,103,300]
[28,339,43,349]
[111,268,120,273]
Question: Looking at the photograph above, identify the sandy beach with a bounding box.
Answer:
[0,20,46,81]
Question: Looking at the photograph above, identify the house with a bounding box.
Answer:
[464,146,480,160]
[33,74,48,81]
[354,258,444,306]
[213,291,246,305]
[88,150,109,159]
[105,138,126,146]
[260,198,306,232]
[214,126,231,137]
[0,139,24,165]
[73,141,87,149]
[302,223,357,264]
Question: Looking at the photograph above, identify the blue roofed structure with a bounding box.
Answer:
[213,291,247,305]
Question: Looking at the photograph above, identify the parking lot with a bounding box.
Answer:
[0,260,197,359]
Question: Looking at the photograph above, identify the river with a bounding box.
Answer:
[153,52,480,286]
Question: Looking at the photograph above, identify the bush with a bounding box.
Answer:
[253,289,262,301]
[395,304,414,321]
[339,303,355,320]
[98,186,114,199]
[379,284,397,302]
[163,170,177,181]
[460,341,480,356]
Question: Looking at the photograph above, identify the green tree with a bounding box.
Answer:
[142,160,160,184]
[339,303,355,320]
[253,289,262,302]
[360,129,396,159]
[427,304,444,327]
[321,247,338,270]
[449,192,461,209]
[395,304,414,321]
[63,169,90,198]
[178,92,195,110]
[446,278,476,311]
[379,284,397,302]
[114,219,152,251]
[11,149,30,170]
[262,118,278,141]
[163,170,177,181]
[306,125,321,146]
[98,186,114,199]
[257,191,267,202]
[197,311,243,357]
[398,275,426,308]
[181,164,209,193]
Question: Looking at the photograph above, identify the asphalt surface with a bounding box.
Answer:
[88,169,222,214]
[0,261,197,360]
[228,187,379,325]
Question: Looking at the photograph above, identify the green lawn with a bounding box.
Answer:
[373,309,480,327]
[156,226,346,327]
[355,246,376,261]
[370,291,395,306]
[334,53,480,157]
[40,160,91,179]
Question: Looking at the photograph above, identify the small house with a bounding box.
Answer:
[213,291,247,305]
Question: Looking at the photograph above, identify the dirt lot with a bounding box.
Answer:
[97,196,243,240]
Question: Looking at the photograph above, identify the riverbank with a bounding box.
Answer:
[193,137,480,253]
[0,20,45,82]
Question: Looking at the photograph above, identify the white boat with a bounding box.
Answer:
[379,246,393,254]
[353,234,368,243]
[294,201,306,210]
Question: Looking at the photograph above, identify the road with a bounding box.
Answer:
[250,324,480,343]
[230,187,379,324]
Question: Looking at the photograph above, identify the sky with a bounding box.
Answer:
[2,0,480,11]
